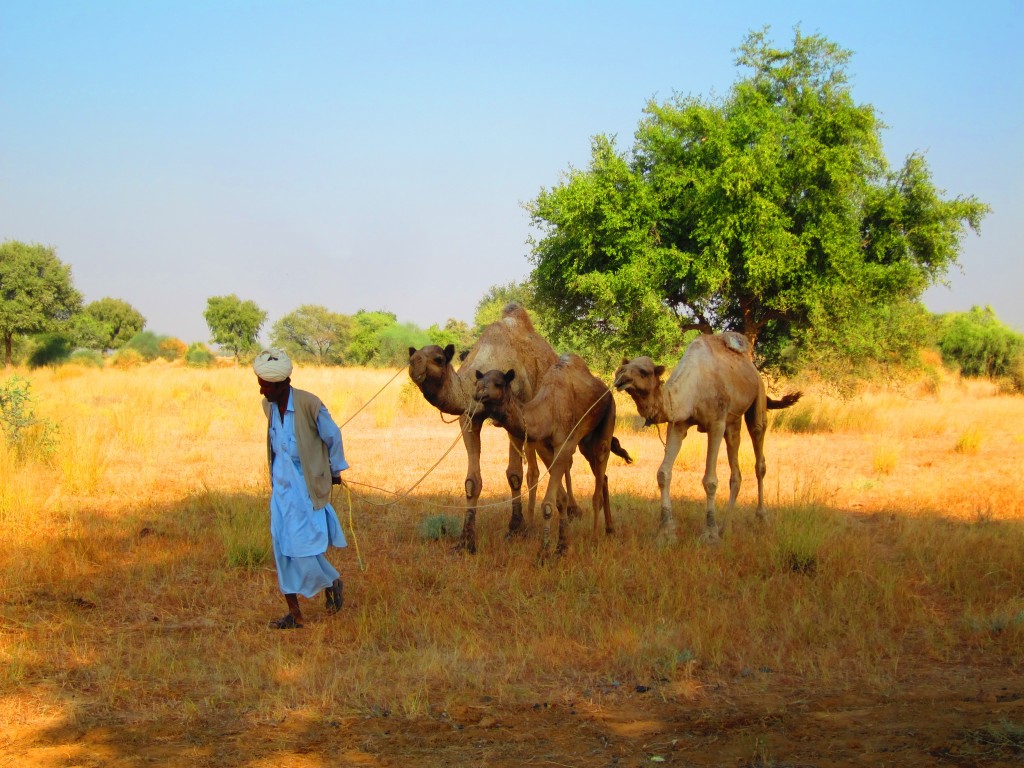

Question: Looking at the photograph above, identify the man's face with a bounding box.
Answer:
[257,376,290,403]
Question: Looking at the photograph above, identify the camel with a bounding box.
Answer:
[408,303,578,553]
[612,332,801,541]
[473,353,633,558]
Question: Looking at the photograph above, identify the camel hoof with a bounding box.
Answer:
[452,539,477,555]
[565,505,582,521]
[700,528,721,545]
[505,525,530,540]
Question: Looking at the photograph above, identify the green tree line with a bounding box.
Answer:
[2,28,1019,388]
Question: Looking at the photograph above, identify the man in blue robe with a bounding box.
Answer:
[254,349,348,629]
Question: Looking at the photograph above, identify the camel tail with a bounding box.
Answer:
[767,391,803,410]
[611,437,633,464]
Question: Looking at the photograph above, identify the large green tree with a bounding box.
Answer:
[0,241,82,366]
[203,294,267,361]
[527,28,989,369]
[74,297,146,352]
[269,304,352,365]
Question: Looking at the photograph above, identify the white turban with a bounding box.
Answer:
[253,349,293,382]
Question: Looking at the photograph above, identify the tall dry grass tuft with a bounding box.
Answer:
[0,362,1022,736]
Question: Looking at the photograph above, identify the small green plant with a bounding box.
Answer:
[418,514,463,541]
[206,492,271,569]
[771,506,829,575]
[0,375,58,457]
[185,342,215,368]
[954,424,984,454]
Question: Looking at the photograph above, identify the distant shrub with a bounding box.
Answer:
[110,348,144,369]
[159,337,187,361]
[185,342,215,368]
[938,306,1024,382]
[68,349,104,368]
[27,333,74,368]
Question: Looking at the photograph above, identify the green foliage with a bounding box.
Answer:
[124,331,165,361]
[426,318,475,355]
[76,297,146,351]
[185,342,215,368]
[377,322,431,367]
[0,375,57,457]
[418,515,463,541]
[203,294,267,361]
[0,240,83,366]
[68,349,104,368]
[27,332,74,368]
[345,310,398,366]
[937,306,1024,385]
[269,304,352,365]
[526,28,989,373]
[473,281,538,332]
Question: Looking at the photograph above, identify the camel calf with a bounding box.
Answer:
[613,332,800,541]
[474,354,632,558]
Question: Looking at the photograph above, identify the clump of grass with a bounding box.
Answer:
[770,506,831,575]
[418,514,463,540]
[964,719,1024,758]
[202,491,271,569]
[954,424,984,454]
[872,441,899,475]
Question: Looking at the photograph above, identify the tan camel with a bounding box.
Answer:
[473,353,633,557]
[612,332,801,541]
[408,303,578,553]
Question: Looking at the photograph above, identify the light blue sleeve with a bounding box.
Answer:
[317,405,349,474]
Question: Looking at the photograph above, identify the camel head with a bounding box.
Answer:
[613,356,665,412]
[408,344,456,387]
[473,368,515,419]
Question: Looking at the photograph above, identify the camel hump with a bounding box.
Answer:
[720,331,749,356]
[500,302,536,333]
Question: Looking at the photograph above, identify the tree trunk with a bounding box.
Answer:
[4,333,11,367]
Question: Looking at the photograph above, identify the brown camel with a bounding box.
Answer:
[612,332,801,541]
[473,353,633,558]
[408,303,578,553]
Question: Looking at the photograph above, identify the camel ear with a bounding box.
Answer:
[504,369,516,384]
[654,365,666,378]
[443,344,456,363]
[621,357,630,365]
[459,349,469,362]
[475,369,484,380]
[408,347,416,358]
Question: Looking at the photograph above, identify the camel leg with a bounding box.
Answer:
[745,401,769,523]
[525,443,539,527]
[563,453,581,520]
[722,418,743,536]
[506,436,527,537]
[583,443,613,536]
[701,421,727,543]
[459,415,484,554]
[540,450,572,559]
[657,424,689,539]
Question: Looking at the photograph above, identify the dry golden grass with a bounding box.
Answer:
[1,362,1023,750]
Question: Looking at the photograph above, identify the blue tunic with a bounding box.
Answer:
[269,392,348,598]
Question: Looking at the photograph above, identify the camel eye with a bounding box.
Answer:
[433,356,445,365]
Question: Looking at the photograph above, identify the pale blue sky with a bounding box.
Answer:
[3,1,1021,344]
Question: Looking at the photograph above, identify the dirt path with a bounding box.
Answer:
[5,667,1021,767]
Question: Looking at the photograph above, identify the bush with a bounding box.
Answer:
[68,349,105,368]
[0,375,58,457]
[159,337,187,361]
[110,348,144,369]
[938,306,1024,381]
[185,342,215,368]
[27,333,74,368]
